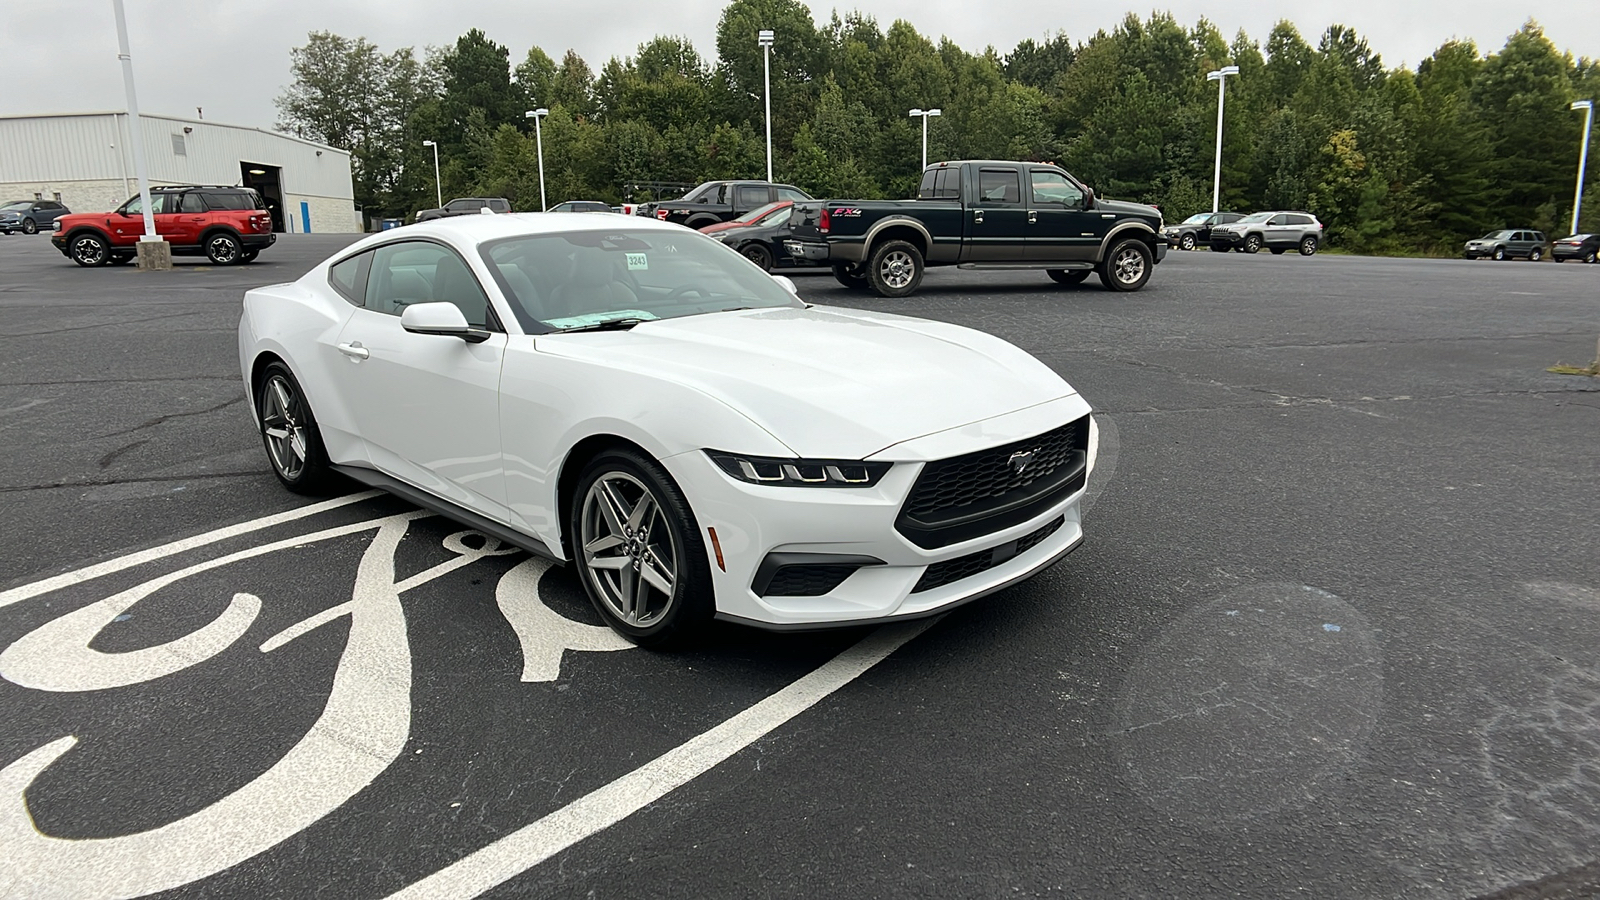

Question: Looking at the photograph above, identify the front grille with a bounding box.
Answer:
[762,565,859,597]
[912,516,1065,593]
[896,416,1090,549]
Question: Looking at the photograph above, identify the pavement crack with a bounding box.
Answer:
[0,309,197,337]
[0,471,259,493]
[97,439,150,468]
[95,396,244,439]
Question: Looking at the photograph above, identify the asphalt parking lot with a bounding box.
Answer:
[2,231,1598,899]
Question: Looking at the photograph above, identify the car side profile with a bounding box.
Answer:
[51,186,275,266]
[1551,233,1600,263]
[1162,211,1242,250]
[702,201,818,271]
[415,198,511,223]
[548,201,613,213]
[0,199,71,235]
[1464,229,1548,261]
[238,214,1096,645]
[1208,211,1323,255]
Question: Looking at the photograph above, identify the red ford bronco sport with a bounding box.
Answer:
[52,185,276,267]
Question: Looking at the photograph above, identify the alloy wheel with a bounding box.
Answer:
[21,219,38,235]
[208,235,239,264]
[1180,234,1196,251]
[71,236,106,266]
[261,375,308,480]
[879,250,916,289]
[1112,245,1147,284]
[580,472,679,628]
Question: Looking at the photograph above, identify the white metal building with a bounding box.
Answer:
[0,112,359,233]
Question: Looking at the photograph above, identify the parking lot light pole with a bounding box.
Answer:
[909,108,941,170]
[1206,65,1240,214]
[111,0,169,268]
[759,30,774,183]
[1571,100,1593,234]
[421,140,441,210]
[525,109,548,211]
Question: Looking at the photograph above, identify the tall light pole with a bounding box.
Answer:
[1206,65,1240,214]
[908,108,942,171]
[421,140,441,209]
[525,109,548,211]
[111,0,163,267]
[1571,100,1594,234]
[758,29,774,182]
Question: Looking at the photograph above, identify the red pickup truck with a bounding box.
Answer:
[52,185,276,266]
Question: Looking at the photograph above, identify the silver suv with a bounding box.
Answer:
[1209,211,1324,255]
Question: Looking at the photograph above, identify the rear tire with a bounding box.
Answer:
[570,449,714,647]
[1299,236,1319,256]
[738,242,773,272]
[69,233,110,267]
[867,240,924,298]
[206,232,243,265]
[832,262,869,290]
[1585,250,1597,264]
[1098,239,1153,292]
[1047,269,1091,286]
[257,362,336,495]
[1530,247,1543,262]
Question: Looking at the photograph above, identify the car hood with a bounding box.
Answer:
[1093,198,1160,220]
[534,305,1076,459]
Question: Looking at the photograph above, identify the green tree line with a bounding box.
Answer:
[274,0,1600,253]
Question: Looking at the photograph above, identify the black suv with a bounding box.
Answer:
[639,181,812,228]
[1464,230,1548,261]
[1162,211,1242,250]
[415,198,511,223]
[0,199,71,235]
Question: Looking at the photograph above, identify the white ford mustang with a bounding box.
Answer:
[239,214,1096,644]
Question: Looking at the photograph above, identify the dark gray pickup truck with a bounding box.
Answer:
[783,160,1166,297]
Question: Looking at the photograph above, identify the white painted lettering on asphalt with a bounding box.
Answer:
[494,557,635,682]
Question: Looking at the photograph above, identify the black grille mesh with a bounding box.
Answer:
[912,516,1065,594]
[762,565,859,597]
[904,418,1086,522]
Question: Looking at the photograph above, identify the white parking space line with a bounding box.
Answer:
[387,617,939,900]
[0,491,381,611]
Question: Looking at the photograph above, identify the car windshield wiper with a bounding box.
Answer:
[554,316,647,333]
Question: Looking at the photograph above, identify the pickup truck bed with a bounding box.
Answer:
[784,160,1165,297]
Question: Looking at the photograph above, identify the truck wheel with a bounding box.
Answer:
[1242,234,1263,254]
[832,263,869,290]
[867,241,923,298]
[1047,269,1091,286]
[1098,239,1153,292]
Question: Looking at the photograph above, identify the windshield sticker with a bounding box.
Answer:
[544,310,658,329]
[626,253,648,270]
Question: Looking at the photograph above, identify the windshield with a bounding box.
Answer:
[1181,213,1211,225]
[732,202,783,225]
[1484,230,1515,239]
[481,228,802,333]
[0,201,31,212]
[1238,212,1273,224]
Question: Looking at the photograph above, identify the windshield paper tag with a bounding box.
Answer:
[625,253,648,270]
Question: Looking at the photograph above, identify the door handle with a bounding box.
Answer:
[973,209,985,224]
[1027,210,1037,224]
[337,341,370,360]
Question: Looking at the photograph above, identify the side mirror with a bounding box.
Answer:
[1083,187,1096,210]
[770,274,798,294]
[401,302,491,343]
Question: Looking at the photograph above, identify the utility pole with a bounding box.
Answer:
[112,0,169,268]
[1206,65,1240,214]
[1571,100,1593,234]
[759,30,774,182]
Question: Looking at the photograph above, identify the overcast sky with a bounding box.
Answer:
[4,1,1598,130]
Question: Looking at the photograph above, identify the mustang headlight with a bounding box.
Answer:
[706,451,890,487]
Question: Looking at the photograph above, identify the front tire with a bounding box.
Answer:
[1099,238,1153,292]
[571,449,714,647]
[739,242,773,272]
[69,233,110,267]
[257,362,336,495]
[1242,233,1263,254]
[21,218,38,235]
[1493,247,1506,261]
[832,262,869,290]
[206,232,243,265]
[1047,269,1091,286]
[1179,233,1196,251]
[867,240,924,298]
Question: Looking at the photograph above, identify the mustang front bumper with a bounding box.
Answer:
[660,394,1095,629]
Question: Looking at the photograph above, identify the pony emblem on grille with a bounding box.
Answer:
[1008,449,1037,475]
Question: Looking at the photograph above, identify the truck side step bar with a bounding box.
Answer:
[956,261,1095,271]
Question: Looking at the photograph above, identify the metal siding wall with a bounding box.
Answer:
[0,114,354,200]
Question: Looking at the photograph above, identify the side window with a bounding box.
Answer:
[736,185,769,208]
[366,241,492,328]
[978,169,1021,204]
[180,193,207,213]
[776,187,809,201]
[759,206,792,227]
[445,199,476,212]
[1269,214,1289,226]
[1029,170,1084,206]
[917,169,938,199]
[328,252,372,305]
[123,194,172,216]
[934,167,961,199]
[489,199,510,212]
[1286,214,1311,226]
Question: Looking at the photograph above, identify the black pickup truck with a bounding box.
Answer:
[783,160,1166,297]
[638,180,813,229]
